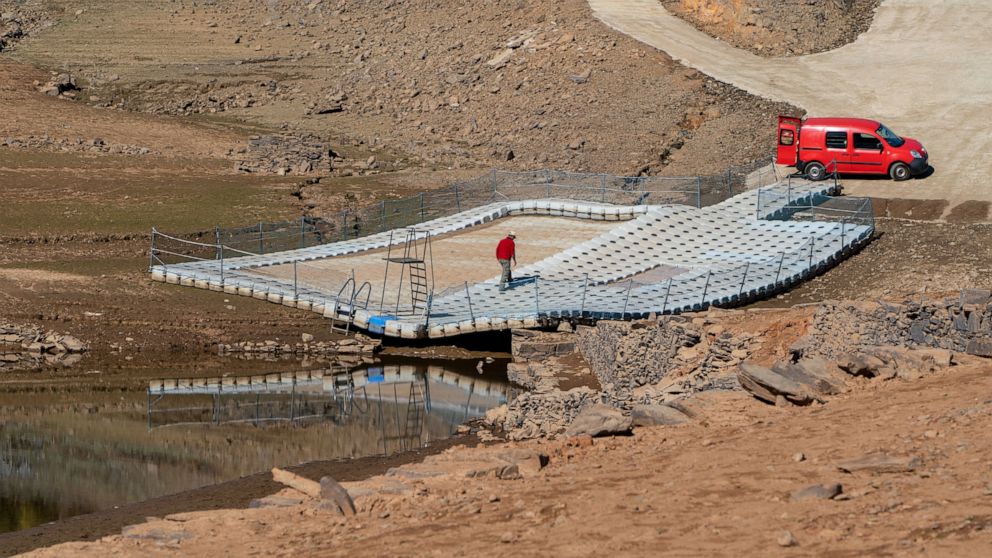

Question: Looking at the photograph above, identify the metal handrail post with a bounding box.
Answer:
[700,271,712,308]
[219,244,225,285]
[662,278,672,314]
[215,226,222,258]
[739,261,750,297]
[149,229,156,271]
[423,291,434,329]
[464,281,475,321]
[534,276,540,316]
[579,273,589,317]
[622,278,633,318]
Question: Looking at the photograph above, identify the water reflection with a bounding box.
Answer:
[0,362,508,534]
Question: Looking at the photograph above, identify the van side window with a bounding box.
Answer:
[779,129,794,146]
[853,133,882,151]
[825,131,848,149]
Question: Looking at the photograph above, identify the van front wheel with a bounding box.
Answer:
[805,162,826,181]
[889,162,911,181]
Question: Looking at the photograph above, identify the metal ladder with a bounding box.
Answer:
[383,228,434,316]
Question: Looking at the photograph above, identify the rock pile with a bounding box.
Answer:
[234,133,338,175]
[216,333,380,357]
[1,135,155,156]
[1,322,88,369]
[489,290,992,440]
[0,6,53,52]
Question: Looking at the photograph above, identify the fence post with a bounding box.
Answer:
[622,278,633,318]
[341,210,348,240]
[293,260,298,300]
[662,278,672,314]
[700,271,712,308]
[841,219,846,250]
[600,174,606,203]
[491,168,498,200]
[579,273,589,317]
[455,183,461,211]
[738,261,750,298]
[727,168,733,196]
[534,276,540,316]
[258,222,264,254]
[380,201,386,231]
[215,226,221,258]
[419,192,425,221]
[219,244,225,285]
[809,237,815,270]
[464,281,474,321]
[695,176,701,208]
[149,229,156,271]
[775,251,786,285]
[300,216,306,249]
[788,181,793,204]
[424,291,433,329]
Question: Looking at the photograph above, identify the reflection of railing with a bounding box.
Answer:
[146,365,509,453]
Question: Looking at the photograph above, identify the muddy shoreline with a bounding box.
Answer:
[0,433,477,557]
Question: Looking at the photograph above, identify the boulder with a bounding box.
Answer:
[565,404,632,437]
[631,404,691,427]
[966,337,992,358]
[736,362,815,405]
[836,454,921,474]
[837,354,885,377]
[790,483,843,501]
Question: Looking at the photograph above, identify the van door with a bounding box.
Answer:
[776,116,801,166]
[824,130,851,174]
[850,132,886,175]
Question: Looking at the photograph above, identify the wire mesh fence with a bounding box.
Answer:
[152,159,780,266]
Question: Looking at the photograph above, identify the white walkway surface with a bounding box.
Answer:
[588,0,992,214]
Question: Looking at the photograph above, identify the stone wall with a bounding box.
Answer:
[796,290,992,360]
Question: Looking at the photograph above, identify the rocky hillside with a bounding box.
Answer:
[6,0,798,177]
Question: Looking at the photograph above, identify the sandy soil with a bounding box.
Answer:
[22,357,992,557]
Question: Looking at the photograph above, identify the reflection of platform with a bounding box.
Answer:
[146,365,509,445]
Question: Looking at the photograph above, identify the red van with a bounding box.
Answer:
[776,116,928,181]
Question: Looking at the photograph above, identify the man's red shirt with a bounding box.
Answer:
[496,237,515,260]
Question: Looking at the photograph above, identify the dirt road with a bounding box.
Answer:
[589,0,992,219]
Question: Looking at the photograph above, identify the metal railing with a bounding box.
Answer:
[152,159,779,263]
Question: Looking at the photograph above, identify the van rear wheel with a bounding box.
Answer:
[805,162,827,181]
[890,162,911,181]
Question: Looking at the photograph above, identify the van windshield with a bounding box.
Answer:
[876,124,905,147]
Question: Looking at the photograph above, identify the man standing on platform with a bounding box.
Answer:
[496,231,517,291]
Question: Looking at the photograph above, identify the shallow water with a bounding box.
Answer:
[0,355,509,534]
